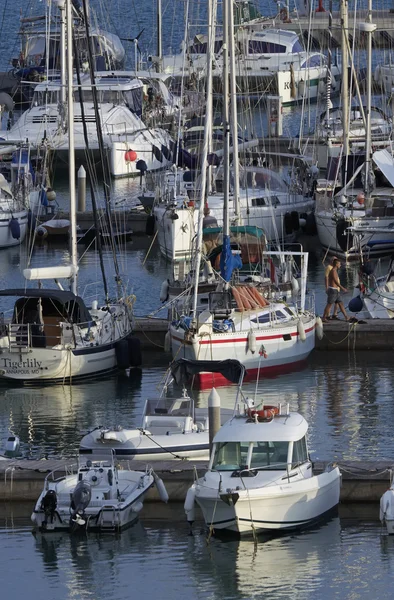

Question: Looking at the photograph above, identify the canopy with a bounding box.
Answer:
[0,289,92,324]
[171,358,245,386]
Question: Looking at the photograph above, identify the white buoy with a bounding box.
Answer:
[153,472,169,503]
[208,387,221,452]
[160,279,169,302]
[247,330,257,354]
[315,316,324,340]
[164,330,171,353]
[184,486,196,523]
[380,484,394,534]
[297,319,306,342]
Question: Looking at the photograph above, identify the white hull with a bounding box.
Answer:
[154,197,314,262]
[315,211,394,258]
[194,468,341,534]
[0,210,28,248]
[170,315,316,386]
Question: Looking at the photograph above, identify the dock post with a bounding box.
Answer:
[77,165,86,212]
[208,388,221,455]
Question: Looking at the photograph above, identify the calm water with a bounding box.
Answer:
[1,506,394,600]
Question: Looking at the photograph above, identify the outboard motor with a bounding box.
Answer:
[40,490,58,525]
[70,481,92,527]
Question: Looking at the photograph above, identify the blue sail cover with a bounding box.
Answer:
[220,234,243,282]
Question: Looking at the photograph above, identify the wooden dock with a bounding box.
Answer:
[0,458,391,504]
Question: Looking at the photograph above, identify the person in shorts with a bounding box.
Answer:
[322,259,350,322]
[324,256,340,319]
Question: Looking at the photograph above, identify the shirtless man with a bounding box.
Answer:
[322,259,349,322]
[324,256,339,319]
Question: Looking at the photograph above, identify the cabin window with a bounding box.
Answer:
[251,310,288,324]
[301,55,323,69]
[248,41,286,54]
[292,436,308,467]
[212,441,289,471]
[212,442,249,471]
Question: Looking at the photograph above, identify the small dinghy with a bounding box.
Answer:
[79,359,241,461]
[380,483,394,534]
[184,377,341,536]
[31,454,167,533]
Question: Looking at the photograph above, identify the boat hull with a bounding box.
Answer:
[0,211,28,249]
[170,318,316,389]
[195,468,341,535]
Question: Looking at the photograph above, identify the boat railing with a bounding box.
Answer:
[7,323,31,352]
[44,463,76,487]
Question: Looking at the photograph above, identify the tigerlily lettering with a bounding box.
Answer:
[1,358,42,369]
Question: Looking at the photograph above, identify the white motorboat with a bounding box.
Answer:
[380,482,394,534]
[2,73,174,178]
[79,358,241,460]
[184,399,341,535]
[347,253,394,319]
[31,455,167,533]
[162,26,340,106]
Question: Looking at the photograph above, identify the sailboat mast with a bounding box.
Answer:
[66,0,78,295]
[361,0,376,199]
[228,0,240,221]
[156,0,162,72]
[191,0,217,322]
[222,0,230,249]
[340,0,349,157]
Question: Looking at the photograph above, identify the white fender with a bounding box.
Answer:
[184,486,196,522]
[291,277,300,296]
[315,316,324,340]
[297,319,306,342]
[153,472,169,503]
[164,330,171,353]
[374,65,381,86]
[131,501,144,513]
[247,330,257,354]
[160,279,170,302]
[298,79,306,98]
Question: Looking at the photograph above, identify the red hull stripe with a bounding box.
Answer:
[172,325,315,346]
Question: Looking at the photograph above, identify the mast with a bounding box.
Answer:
[66,0,78,295]
[228,0,240,221]
[156,0,162,72]
[191,0,217,322]
[340,0,349,157]
[359,1,376,200]
[222,0,230,262]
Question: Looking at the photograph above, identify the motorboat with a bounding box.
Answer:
[184,397,341,535]
[0,433,20,459]
[161,26,340,106]
[2,74,174,178]
[347,253,394,319]
[31,454,168,533]
[380,482,394,534]
[79,358,241,460]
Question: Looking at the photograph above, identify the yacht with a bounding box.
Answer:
[185,398,341,535]
[2,74,174,178]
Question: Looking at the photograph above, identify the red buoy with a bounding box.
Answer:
[125,150,137,162]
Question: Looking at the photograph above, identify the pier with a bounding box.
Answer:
[0,458,391,504]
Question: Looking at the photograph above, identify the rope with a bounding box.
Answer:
[137,429,187,461]
[322,321,359,345]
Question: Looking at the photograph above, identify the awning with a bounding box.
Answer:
[0,289,92,324]
[170,358,245,386]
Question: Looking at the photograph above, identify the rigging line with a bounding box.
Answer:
[73,30,110,303]
[81,0,122,290]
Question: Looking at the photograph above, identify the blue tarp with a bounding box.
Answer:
[220,234,243,282]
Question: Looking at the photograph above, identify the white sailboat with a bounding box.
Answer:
[167,0,316,388]
[0,0,134,383]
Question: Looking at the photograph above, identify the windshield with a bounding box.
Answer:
[212,441,289,471]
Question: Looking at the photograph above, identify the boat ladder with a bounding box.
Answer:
[99,505,121,529]
[8,324,31,353]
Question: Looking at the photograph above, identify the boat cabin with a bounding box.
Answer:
[209,407,310,473]
[142,396,206,434]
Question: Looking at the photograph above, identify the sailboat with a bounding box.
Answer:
[167,0,317,389]
[0,0,134,383]
[315,2,394,259]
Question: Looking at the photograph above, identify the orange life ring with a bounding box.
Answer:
[248,406,279,421]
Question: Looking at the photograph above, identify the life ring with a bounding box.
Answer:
[248,406,279,421]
